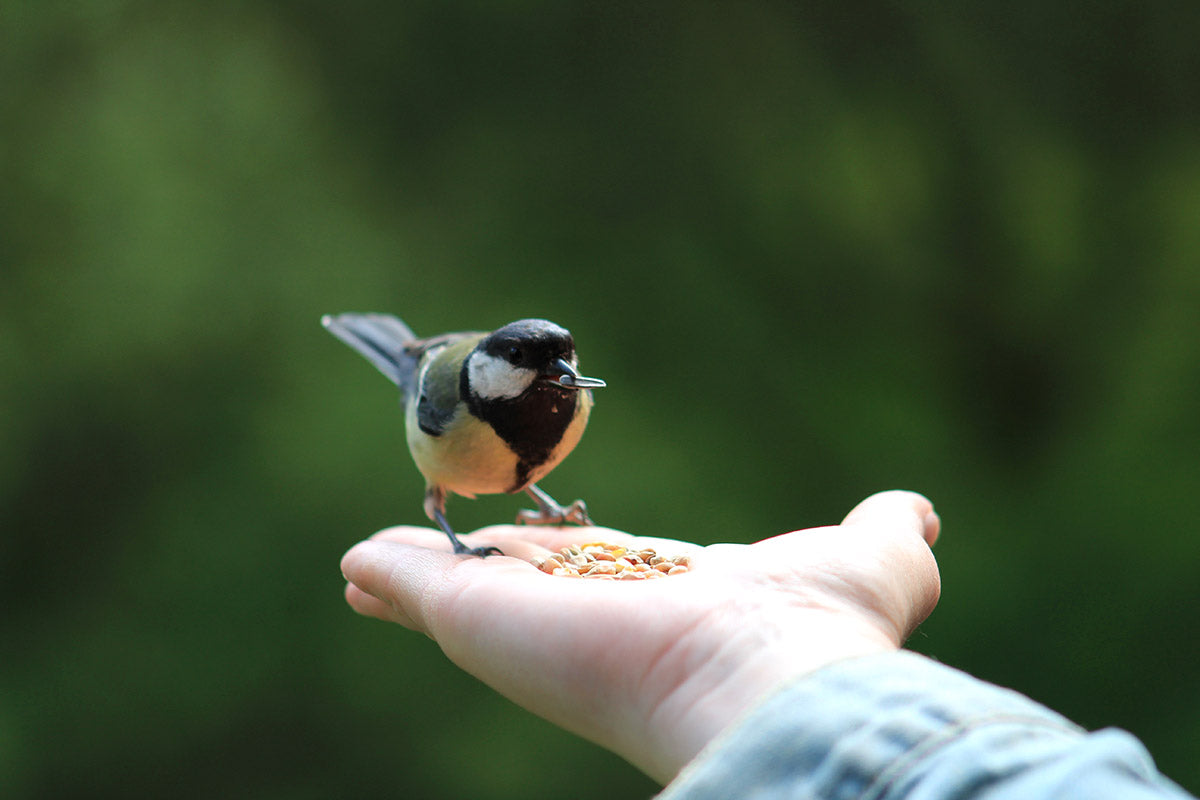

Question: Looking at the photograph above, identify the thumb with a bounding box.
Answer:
[842,489,940,547]
[840,490,942,640]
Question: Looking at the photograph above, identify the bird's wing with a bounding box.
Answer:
[414,333,485,436]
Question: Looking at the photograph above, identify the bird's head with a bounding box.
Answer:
[465,319,605,402]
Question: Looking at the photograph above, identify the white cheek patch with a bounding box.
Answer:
[468,352,537,400]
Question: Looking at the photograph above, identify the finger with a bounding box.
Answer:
[366,523,623,552]
[470,524,643,551]
[842,490,940,547]
[346,526,553,570]
[367,524,696,561]
[468,525,702,558]
[340,536,561,636]
[340,539,467,636]
[367,525,456,549]
[344,581,418,628]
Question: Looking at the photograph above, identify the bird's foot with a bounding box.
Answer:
[452,542,505,558]
[516,498,593,527]
[433,505,504,557]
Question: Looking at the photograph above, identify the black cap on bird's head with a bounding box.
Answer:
[481,319,573,365]
[468,319,606,401]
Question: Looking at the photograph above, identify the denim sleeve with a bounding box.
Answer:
[658,651,1193,800]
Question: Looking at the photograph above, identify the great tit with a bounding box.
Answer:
[322,313,606,557]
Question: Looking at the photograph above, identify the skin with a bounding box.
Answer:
[341,489,942,785]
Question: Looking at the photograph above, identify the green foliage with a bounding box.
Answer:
[3,1,1199,797]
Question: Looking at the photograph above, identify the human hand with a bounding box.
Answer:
[340,490,941,784]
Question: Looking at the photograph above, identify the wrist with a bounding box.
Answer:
[633,610,898,784]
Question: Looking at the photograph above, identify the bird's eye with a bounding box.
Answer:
[507,346,523,363]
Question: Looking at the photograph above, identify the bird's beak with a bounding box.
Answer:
[544,357,606,390]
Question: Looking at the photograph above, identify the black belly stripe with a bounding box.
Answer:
[465,378,577,492]
[513,461,535,494]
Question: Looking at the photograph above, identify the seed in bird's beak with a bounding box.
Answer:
[546,357,606,389]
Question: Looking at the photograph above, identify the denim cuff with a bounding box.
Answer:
[658,650,1184,800]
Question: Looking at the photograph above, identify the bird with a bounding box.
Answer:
[321,313,606,557]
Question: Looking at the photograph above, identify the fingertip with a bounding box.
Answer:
[843,490,939,547]
[345,579,424,630]
[340,538,432,599]
[339,540,449,632]
[923,509,941,547]
[843,489,929,522]
[344,579,372,611]
[340,539,383,584]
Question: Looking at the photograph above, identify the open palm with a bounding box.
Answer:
[341,490,941,784]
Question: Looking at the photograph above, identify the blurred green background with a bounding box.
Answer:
[4,1,1199,797]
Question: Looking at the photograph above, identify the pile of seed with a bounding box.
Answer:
[533,542,692,579]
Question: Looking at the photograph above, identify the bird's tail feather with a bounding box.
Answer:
[321,313,419,390]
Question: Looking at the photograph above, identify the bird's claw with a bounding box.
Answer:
[516,499,593,527]
[453,543,505,558]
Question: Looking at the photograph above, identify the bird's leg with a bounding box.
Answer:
[517,483,593,526]
[425,487,503,557]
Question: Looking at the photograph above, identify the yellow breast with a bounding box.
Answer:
[405,388,593,499]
